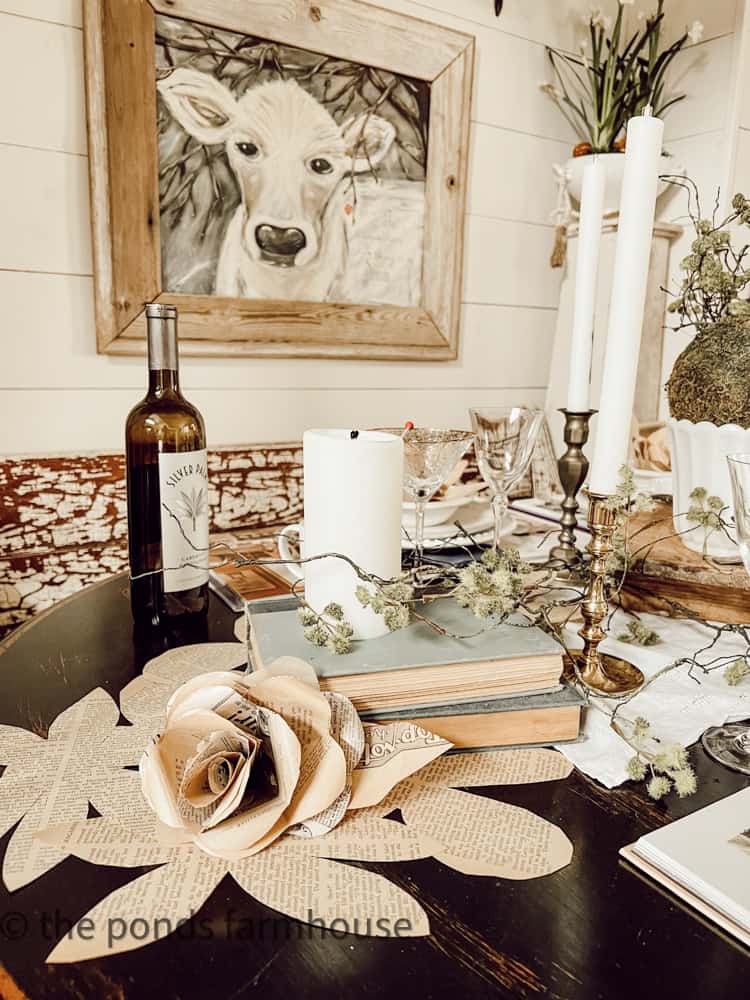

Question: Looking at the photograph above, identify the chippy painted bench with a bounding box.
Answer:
[0,444,303,637]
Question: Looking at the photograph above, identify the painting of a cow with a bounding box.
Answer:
[155,15,430,307]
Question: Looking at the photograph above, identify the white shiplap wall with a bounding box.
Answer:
[725,3,750,205]
[0,0,606,455]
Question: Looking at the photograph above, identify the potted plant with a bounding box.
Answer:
[667,185,750,558]
[541,2,702,212]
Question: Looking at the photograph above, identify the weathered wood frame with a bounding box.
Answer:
[83,0,475,360]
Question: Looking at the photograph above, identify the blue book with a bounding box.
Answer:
[246,596,564,713]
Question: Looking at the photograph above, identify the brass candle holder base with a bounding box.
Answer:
[574,491,645,698]
[550,409,596,565]
[565,651,645,696]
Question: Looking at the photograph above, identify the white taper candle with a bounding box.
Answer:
[302,429,403,639]
[566,154,606,412]
[588,110,664,495]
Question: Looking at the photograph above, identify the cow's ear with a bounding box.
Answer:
[157,68,237,144]
[341,113,396,173]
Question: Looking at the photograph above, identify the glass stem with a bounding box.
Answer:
[414,498,426,579]
[492,491,508,550]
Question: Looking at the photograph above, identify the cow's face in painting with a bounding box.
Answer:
[158,69,396,269]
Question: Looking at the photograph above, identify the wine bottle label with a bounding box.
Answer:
[158,449,209,593]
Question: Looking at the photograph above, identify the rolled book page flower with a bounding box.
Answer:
[178,727,262,829]
[140,666,351,858]
[140,685,303,857]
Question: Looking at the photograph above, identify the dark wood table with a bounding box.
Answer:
[0,575,747,999]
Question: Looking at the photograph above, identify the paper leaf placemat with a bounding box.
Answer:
[0,641,574,960]
[38,747,572,962]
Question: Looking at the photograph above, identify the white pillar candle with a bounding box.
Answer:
[588,110,664,496]
[303,429,404,640]
[566,155,606,412]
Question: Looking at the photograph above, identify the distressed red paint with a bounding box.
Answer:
[0,445,303,636]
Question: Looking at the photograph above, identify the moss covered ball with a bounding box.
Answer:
[667,318,750,427]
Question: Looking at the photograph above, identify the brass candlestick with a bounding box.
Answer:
[550,409,596,565]
[571,492,645,697]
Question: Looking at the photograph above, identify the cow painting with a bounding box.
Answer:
[159,70,397,300]
[155,16,430,308]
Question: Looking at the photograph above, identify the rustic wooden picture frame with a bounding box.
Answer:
[83,0,474,360]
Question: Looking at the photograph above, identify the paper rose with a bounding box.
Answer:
[140,657,449,859]
[141,663,347,858]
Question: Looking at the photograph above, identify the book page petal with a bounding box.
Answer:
[400,785,573,879]
[3,788,89,891]
[35,818,178,867]
[118,674,175,727]
[100,721,156,769]
[145,644,246,683]
[0,771,42,840]
[120,644,246,725]
[46,852,227,962]
[348,722,451,810]
[416,749,574,790]
[48,688,120,747]
[232,854,429,937]
[263,656,320,689]
[0,724,45,766]
[295,811,429,862]
[87,769,159,829]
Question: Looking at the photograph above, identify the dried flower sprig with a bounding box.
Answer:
[666,185,750,332]
[356,577,415,633]
[603,465,656,578]
[620,716,698,800]
[355,548,532,640]
[297,601,354,655]
[617,620,661,646]
[725,659,750,686]
[453,547,531,618]
[686,487,734,553]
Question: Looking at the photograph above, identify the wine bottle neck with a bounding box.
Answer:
[148,369,180,394]
[146,306,180,396]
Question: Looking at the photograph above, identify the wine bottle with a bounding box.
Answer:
[126,303,209,626]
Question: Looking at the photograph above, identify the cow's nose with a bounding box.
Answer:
[255,224,307,257]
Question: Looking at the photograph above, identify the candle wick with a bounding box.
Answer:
[642,104,653,117]
[350,430,359,440]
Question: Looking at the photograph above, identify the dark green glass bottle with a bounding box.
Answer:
[125,304,209,626]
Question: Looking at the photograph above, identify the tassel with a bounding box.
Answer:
[550,224,567,268]
[549,162,573,269]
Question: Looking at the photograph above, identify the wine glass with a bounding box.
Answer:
[470,406,544,549]
[377,428,473,574]
[728,454,750,571]
[703,453,750,772]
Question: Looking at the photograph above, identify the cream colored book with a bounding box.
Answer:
[245,597,563,713]
[360,686,584,749]
[621,788,750,947]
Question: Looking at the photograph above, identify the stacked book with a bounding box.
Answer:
[245,596,583,750]
[621,787,750,946]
